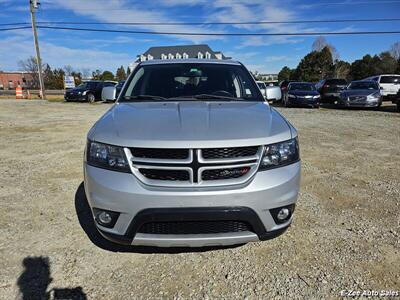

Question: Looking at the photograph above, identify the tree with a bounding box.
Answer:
[115,66,127,81]
[295,47,334,81]
[349,55,374,80]
[126,66,131,77]
[377,51,398,74]
[18,56,45,88]
[277,66,293,81]
[334,60,351,80]
[63,65,74,76]
[389,41,400,60]
[92,69,102,80]
[250,70,261,80]
[312,36,339,61]
[81,68,91,80]
[71,71,82,86]
[43,64,55,89]
[348,52,398,80]
[101,70,115,81]
[52,68,66,89]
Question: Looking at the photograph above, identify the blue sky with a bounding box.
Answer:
[1,0,400,74]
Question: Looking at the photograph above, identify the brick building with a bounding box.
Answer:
[0,72,35,90]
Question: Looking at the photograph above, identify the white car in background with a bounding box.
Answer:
[257,81,267,98]
[366,74,400,100]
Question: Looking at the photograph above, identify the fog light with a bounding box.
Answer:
[270,204,295,224]
[98,211,112,224]
[93,208,119,228]
[277,208,290,220]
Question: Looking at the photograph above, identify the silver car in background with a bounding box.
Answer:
[338,80,382,108]
[85,59,300,247]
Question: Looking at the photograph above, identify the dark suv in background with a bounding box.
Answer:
[65,80,117,103]
[316,78,348,103]
[279,80,296,100]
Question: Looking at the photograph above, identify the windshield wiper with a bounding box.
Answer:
[169,94,244,101]
[123,95,167,101]
[192,94,244,101]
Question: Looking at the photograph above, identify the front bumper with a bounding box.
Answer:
[287,97,319,107]
[83,161,301,247]
[337,98,381,108]
[64,94,86,101]
[321,92,341,103]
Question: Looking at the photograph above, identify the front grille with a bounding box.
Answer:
[202,167,250,181]
[349,96,366,101]
[130,146,260,187]
[202,146,258,159]
[138,220,253,234]
[138,169,189,181]
[131,148,189,159]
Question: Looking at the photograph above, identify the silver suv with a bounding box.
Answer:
[84,59,300,247]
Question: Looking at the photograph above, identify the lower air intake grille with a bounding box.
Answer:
[138,220,253,234]
[202,146,258,159]
[139,169,189,181]
[202,167,250,181]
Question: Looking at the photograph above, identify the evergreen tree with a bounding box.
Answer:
[116,66,127,81]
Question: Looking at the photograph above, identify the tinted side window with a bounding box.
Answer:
[380,76,400,84]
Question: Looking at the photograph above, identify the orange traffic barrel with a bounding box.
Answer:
[16,86,23,99]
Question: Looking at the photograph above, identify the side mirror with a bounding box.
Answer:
[265,86,282,101]
[102,86,116,101]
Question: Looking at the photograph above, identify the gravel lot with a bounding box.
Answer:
[0,99,399,299]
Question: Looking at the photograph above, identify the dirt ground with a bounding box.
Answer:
[0,99,399,299]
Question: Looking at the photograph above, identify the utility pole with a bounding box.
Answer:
[29,0,46,99]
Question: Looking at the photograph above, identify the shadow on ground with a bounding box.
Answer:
[17,256,86,300]
[74,182,243,254]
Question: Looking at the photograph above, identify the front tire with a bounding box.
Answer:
[87,93,95,103]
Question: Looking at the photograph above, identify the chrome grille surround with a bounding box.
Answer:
[124,146,263,188]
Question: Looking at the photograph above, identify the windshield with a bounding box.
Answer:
[326,79,347,85]
[77,82,97,89]
[257,82,266,89]
[122,63,261,101]
[380,76,400,84]
[289,83,315,91]
[348,81,378,90]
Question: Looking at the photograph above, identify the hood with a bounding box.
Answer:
[342,89,378,97]
[288,90,319,96]
[89,101,292,148]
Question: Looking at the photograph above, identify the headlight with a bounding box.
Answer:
[259,137,300,171]
[368,92,380,99]
[86,140,130,172]
[313,95,320,99]
[288,94,296,98]
[82,91,87,96]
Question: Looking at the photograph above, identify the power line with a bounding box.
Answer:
[35,25,400,36]
[2,25,400,37]
[0,26,32,31]
[2,17,400,27]
[0,23,31,27]
[33,18,400,25]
